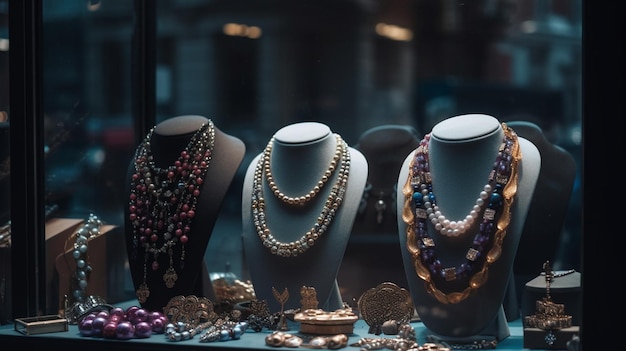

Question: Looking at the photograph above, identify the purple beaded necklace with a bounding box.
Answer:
[402,123,521,304]
[128,121,215,303]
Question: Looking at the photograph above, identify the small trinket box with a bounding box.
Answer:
[14,315,69,335]
[294,308,358,335]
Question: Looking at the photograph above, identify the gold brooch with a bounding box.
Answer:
[358,282,414,335]
[163,295,218,328]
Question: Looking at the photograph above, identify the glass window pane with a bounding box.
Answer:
[2,0,582,323]
[152,0,582,307]
[42,0,137,315]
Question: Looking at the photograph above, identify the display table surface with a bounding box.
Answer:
[0,314,573,351]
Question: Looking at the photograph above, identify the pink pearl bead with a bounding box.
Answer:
[102,322,118,339]
[115,321,135,340]
[134,321,152,338]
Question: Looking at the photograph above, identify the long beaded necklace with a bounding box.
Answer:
[129,121,215,303]
[251,134,350,257]
[401,123,521,304]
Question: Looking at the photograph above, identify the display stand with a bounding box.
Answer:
[396,114,540,341]
[339,125,420,303]
[45,218,85,314]
[124,115,245,312]
[352,124,420,234]
[504,120,577,320]
[54,223,123,310]
[241,122,367,312]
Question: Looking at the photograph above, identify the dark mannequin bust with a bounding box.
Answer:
[241,122,368,312]
[397,114,540,341]
[503,120,577,316]
[125,115,245,311]
[352,124,421,234]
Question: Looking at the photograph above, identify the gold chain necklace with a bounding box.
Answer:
[252,134,350,257]
[402,123,521,304]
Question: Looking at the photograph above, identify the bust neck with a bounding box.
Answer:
[268,122,337,196]
[149,115,210,168]
[427,114,504,222]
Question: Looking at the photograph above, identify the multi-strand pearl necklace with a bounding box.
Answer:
[402,123,521,304]
[128,121,215,303]
[251,134,350,257]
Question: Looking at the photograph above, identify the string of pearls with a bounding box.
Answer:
[70,213,103,303]
[423,183,491,237]
[263,134,343,206]
[164,320,249,342]
[416,133,502,238]
[252,133,350,257]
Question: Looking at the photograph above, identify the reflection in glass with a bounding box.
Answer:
[4,0,582,321]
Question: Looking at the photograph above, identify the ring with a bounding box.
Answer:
[65,295,112,324]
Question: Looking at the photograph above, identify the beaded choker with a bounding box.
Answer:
[402,123,521,304]
[251,134,350,257]
[129,121,215,303]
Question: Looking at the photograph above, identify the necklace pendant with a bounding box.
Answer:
[375,193,386,224]
[136,283,150,303]
[163,267,178,288]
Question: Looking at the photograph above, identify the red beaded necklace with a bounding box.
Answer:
[402,123,521,304]
[128,121,215,303]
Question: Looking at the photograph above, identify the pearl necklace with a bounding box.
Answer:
[417,134,494,237]
[252,134,350,257]
[402,123,521,304]
[264,136,343,206]
[129,121,215,303]
[66,213,103,304]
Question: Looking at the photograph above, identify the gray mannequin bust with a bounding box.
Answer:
[396,114,540,339]
[241,122,368,312]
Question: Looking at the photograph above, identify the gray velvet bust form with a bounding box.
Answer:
[396,114,540,340]
[241,122,368,312]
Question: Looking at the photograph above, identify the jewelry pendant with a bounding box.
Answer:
[136,283,150,303]
[545,330,556,346]
[163,267,178,288]
[375,192,386,224]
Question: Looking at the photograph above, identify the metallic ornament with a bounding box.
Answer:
[358,282,414,335]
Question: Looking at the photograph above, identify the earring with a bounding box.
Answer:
[375,191,386,224]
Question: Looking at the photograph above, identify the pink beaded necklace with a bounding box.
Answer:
[128,121,215,303]
[402,123,521,304]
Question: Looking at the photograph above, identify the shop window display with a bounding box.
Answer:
[0,1,586,350]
